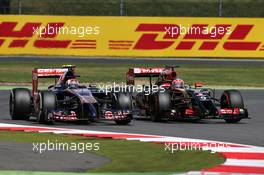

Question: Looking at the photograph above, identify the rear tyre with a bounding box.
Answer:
[38,91,57,124]
[221,90,244,123]
[9,88,31,120]
[150,95,160,122]
[150,92,171,122]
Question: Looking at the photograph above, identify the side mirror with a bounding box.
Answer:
[195,82,204,88]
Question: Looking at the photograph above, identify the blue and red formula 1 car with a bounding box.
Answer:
[9,65,132,125]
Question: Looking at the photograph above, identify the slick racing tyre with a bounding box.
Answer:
[38,91,57,124]
[150,92,171,122]
[115,92,132,110]
[115,118,131,125]
[9,88,31,120]
[221,90,244,123]
[111,92,132,111]
[113,92,132,125]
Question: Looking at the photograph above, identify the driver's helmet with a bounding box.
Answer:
[171,78,185,89]
[66,79,79,89]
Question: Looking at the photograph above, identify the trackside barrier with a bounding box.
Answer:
[0,15,264,58]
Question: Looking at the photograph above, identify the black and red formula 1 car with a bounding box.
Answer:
[9,65,132,125]
[126,65,248,123]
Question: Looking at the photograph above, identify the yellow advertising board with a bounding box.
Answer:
[0,15,264,58]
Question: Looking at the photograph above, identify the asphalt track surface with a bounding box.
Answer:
[0,57,263,147]
[0,57,263,172]
[0,90,263,147]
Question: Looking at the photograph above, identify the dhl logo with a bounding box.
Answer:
[0,21,263,52]
[133,24,264,51]
[0,22,96,49]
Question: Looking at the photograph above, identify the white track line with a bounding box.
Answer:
[224,159,264,167]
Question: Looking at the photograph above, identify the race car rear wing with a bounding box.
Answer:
[32,65,76,97]
[32,68,68,78]
[126,67,178,85]
[32,65,76,77]
[32,68,69,97]
[126,68,164,85]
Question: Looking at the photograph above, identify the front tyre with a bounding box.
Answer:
[9,88,31,120]
[115,119,131,125]
[150,92,171,122]
[225,118,241,123]
[115,92,132,110]
[221,90,244,123]
[38,91,57,124]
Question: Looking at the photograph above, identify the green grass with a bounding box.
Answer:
[0,131,225,172]
[8,0,264,17]
[0,61,263,87]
